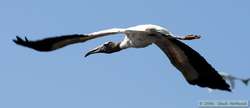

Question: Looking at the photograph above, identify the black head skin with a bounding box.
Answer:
[84,41,121,57]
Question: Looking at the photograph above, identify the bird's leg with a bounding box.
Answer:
[174,34,201,40]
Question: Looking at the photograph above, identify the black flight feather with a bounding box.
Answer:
[170,39,230,91]
[13,34,92,51]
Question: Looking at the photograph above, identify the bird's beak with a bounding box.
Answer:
[84,46,104,57]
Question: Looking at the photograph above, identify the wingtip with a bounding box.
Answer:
[13,36,21,44]
[16,36,22,41]
[220,83,231,92]
[207,87,231,92]
[13,36,32,47]
[216,83,231,92]
[12,38,17,43]
[225,88,232,92]
[206,85,231,92]
[190,77,231,92]
[25,36,28,42]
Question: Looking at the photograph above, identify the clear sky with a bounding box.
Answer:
[1,0,250,108]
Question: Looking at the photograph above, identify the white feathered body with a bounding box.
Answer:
[119,24,173,49]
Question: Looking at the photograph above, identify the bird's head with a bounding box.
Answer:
[84,41,121,57]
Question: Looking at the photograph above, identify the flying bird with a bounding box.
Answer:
[13,24,231,91]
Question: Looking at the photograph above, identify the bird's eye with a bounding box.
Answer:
[104,44,109,47]
[148,33,155,36]
[104,42,112,46]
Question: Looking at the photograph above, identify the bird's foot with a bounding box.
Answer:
[177,34,201,40]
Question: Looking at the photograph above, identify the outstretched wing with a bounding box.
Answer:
[13,28,125,51]
[14,34,91,51]
[155,36,231,91]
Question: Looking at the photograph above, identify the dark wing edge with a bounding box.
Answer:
[13,34,94,51]
[155,37,231,92]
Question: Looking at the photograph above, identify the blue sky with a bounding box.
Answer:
[1,0,250,108]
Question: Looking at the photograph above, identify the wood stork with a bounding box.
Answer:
[13,24,231,91]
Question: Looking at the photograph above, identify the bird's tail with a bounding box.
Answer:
[241,78,250,86]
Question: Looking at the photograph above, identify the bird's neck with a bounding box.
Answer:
[117,42,124,49]
[110,42,123,53]
[118,41,131,50]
